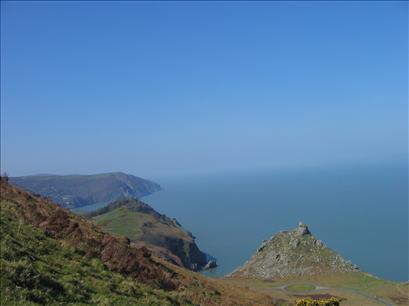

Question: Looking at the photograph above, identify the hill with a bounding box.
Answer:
[226,222,408,305]
[10,172,161,209]
[0,178,275,306]
[86,199,215,271]
[230,222,358,279]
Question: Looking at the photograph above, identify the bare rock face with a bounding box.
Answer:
[295,222,310,236]
[229,223,358,279]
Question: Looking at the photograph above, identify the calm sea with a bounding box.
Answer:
[143,163,408,282]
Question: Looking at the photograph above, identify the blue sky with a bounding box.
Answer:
[1,1,407,177]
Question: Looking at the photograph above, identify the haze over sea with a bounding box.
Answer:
[144,162,408,282]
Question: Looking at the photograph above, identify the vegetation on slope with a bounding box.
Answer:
[92,205,145,238]
[0,200,184,306]
[0,179,275,305]
[0,179,177,290]
[87,199,210,271]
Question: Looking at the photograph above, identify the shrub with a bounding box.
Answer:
[295,296,340,306]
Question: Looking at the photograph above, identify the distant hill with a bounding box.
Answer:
[10,172,161,209]
[86,199,215,271]
[230,222,359,279]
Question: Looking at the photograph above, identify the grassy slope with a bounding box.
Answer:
[0,182,275,306]
[225,273,409,306]
[0,200,182,306]
[0,199,275,306]
[90,200,207,270]
[92,206,145,239]
[92,207,191,245]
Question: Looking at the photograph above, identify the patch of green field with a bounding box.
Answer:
[285,284,316,292]
[301,271,395,292]
[92,206,149,239]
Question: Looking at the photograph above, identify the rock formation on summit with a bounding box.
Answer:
[230,222,358,279]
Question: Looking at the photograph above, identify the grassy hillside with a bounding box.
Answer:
[0,179,275,306]
[92,205,145,238]
[0,200,183,306]
[88,199,210,271]
[225,272,409,306]
[10,172,161,209]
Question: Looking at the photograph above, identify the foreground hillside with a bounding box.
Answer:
[1,200,181,305]
[86,199,214,271]
[10,172,160,209]
[0,179,274,305]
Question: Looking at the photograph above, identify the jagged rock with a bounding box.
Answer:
[295,221,310,236]
[172,218,182,227]
[257,240,269,252]
[229,223,359,279]
[203,260,217,270]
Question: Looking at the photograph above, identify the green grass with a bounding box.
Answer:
[285,284,316,292]
[0,200,192,306]
[310,271,400,297]
[92,206,147,239]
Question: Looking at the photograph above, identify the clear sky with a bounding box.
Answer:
[1,1,407,178]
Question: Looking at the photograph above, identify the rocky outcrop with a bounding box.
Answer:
[204,260,218,270]
[230,222,358,279]
[295,222,310,236]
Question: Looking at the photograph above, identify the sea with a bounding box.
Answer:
[142,162,408,282]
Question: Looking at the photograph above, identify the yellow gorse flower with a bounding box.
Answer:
[295,296,340,306]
